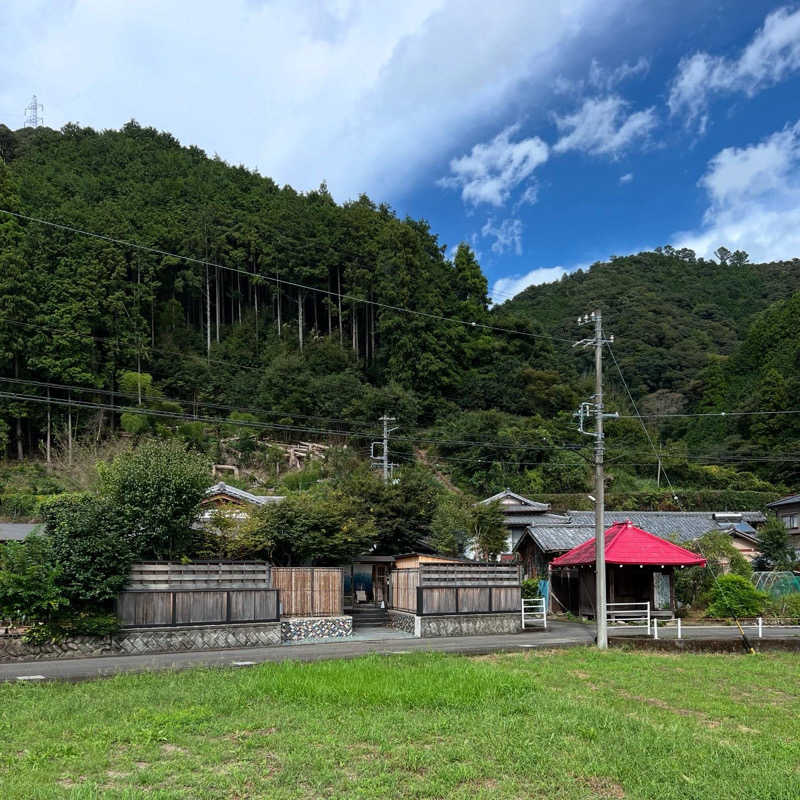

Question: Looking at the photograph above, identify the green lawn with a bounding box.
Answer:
[1,649,798,799]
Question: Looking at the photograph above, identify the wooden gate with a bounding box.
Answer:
[270,567,343,617]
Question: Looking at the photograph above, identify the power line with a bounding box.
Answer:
[0,208,573,345]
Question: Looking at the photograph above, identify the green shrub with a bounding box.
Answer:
[0,534,67,625]
[706,574,768,618]
[766,592,800,619]
[41,493,134,607]
[0,492,38,519]
[23,611,120,644]
[521,578,541,599]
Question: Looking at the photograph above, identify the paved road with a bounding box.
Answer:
[1,621,594,683]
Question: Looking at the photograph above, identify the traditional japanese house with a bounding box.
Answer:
[549,520,707,618]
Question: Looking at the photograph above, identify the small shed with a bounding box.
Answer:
[550,520,706,617]
[392,553,469,570]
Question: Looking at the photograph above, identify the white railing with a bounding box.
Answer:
[522,597,547,630]
[607,601,650,634]
[651,617,800,639]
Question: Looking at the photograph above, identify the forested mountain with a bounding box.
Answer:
[0,120,798,508]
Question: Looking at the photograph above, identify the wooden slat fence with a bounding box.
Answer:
[271,567,343,617]
[389,569,419,613]
[117,588,279,628]
[390,562,521,615]
[128,561,270,590]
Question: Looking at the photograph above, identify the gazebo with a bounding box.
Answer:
[550,520,707,618]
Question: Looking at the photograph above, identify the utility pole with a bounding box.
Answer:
[575,311,617,649]
[372,415,398,482]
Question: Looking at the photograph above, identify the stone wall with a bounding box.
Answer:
[0,622,281,663]
[418,612,521,638]
[280,616,352,642]
[387,610,415,634]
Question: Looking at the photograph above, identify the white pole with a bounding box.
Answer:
[646,602,651,636]
[758,617,763,639]
[653,617,658,640]
[677,617,682,640]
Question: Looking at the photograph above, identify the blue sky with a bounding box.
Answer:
[2,1,800,302]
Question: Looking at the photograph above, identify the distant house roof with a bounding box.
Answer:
[0,523,39,541]
[566,510,765,544]
[767,493,800,509]
[551,521,707,568]
[514,510,765,555]
[481,489,550,512]
[203,482,284,507]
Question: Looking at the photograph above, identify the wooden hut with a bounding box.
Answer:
[550,520,706,618]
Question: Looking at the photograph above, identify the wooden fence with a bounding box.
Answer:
[117,588,279,628]
[390,562,521,615]
[127,561,270,590]
[271,567,343,617]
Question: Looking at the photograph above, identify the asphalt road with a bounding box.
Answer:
[1,621,593,683]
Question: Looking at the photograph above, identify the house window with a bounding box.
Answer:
[781,514,798,529]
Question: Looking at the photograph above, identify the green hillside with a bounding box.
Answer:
[0,121,797,511]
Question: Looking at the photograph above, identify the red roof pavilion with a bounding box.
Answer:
[550,520,707,568]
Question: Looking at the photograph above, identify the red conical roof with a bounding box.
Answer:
[550,520,707,567]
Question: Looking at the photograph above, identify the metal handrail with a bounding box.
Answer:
[522,597,547,630]
[607,601,650,634]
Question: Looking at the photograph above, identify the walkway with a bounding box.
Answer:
[0,621,592,683]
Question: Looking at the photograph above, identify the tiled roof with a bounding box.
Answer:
[766,493,800,508]
[204,482,284,506]
[481,489,550,511]
[515,510,765,554]
[0,523,39,541]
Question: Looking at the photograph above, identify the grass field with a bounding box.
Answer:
[1,648,798,799]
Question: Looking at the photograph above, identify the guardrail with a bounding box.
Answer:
[607,601,651,634]
[522,597,547,629]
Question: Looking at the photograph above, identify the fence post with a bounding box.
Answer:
[646,602,651,636]
[521,598,525,629]
[416,585,424,616]
[542,598,547,630]
[758,617,763,639]
[677,617,681,640]
[653,617,658,640]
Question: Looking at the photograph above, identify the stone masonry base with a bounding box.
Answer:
[280,616,352,642]
[387,610,522,638]
[418,613,522,638]
[0,622,282,663]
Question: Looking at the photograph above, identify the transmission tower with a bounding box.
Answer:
[24,95,44,128]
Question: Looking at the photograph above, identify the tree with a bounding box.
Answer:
[97,439,210,558]
[730,249,749,267]
[754,514,795,571]
[706,574,768,618]
[41,493,134,606]
[469,501,508,560]
[429,494,473,556]
[714,246,732,265]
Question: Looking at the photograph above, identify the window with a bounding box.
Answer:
[781,514,798,529]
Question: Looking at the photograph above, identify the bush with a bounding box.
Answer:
[0,534,66,625]
[766,592,800,619]
[23,611,120,644]
[706,574,768,618]
[41,493,134,607]
[98,439,210,559]
[521,578,541,599]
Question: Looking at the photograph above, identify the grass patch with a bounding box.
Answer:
[1,648,798,798]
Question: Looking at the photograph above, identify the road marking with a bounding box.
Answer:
[16,675,47,681]
[231,661,256,667]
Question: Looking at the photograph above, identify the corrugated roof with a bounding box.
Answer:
[0,523,39,541]
[551,521,707,567]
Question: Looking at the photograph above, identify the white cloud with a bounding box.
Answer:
[0,0,631,201]
[481,217,524,255]
[553,95,656,156]
[668,6,800,131]
[588,56,649,91]
[491,266,568,301]
[673,121,800,262]
[438,125,548,207]
[619,172,634,183]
